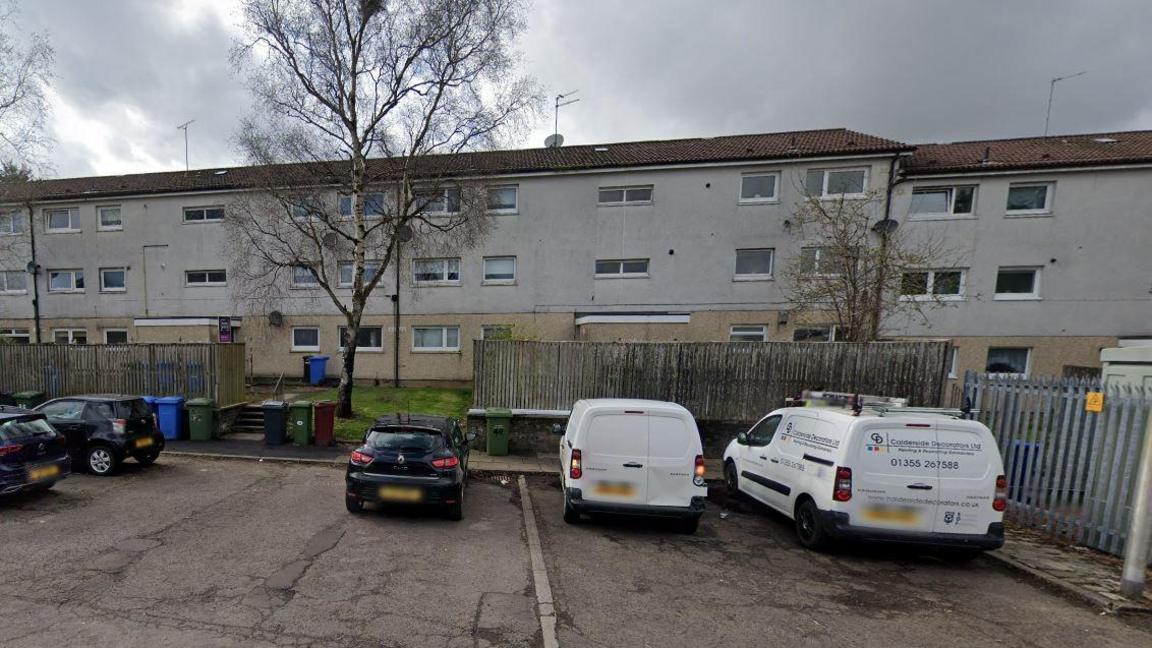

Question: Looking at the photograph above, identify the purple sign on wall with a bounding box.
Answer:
[218,317,233,343]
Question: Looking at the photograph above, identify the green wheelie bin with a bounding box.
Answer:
[187,398,218,441]
[485,408,512,456]
[289,401,314,446]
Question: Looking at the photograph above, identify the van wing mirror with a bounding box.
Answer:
[551,423,564,436]
[736,432,748,445]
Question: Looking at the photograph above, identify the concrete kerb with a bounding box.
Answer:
[164,450,347,468]
[982,550,1152,616]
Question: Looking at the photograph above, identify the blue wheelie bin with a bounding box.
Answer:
[308,355,330,386]
[156,396,186,440]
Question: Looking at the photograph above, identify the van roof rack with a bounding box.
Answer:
[863,405,977,419]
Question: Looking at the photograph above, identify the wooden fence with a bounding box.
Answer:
[473,340,952,421]
[963,371,1152,561]
[0,344,247,407]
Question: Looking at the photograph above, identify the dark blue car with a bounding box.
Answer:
[0,405,71,496]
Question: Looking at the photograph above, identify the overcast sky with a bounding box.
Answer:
[15,0,1152,178]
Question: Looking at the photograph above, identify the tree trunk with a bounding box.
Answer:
[337,345,357,418]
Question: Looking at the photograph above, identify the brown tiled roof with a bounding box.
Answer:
[6,128,909,202]
[904,130,1152,174]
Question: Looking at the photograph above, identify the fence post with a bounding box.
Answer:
[1120,411,1152,599]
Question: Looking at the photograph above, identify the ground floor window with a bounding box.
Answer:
[729,325,767,342]
[792,325,836,342]
[413,326,460,351]
[53,329,87,345]
[292,327,320,352]
[986,347,1030,376]
[0,328,30,344]
[480,325,513,340]
[103,329,128,344]
[338,326,383,352]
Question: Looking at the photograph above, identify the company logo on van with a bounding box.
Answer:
[866,432,887,453]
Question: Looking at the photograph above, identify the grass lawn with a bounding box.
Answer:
[309,386,473,442]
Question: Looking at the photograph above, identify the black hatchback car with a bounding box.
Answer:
[34,395,165,476]
[0,406,71,495]
[345,414,476,520]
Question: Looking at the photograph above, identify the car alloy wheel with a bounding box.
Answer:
[88,447,114,475]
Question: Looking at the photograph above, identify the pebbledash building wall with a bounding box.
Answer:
[0,128,1149,386]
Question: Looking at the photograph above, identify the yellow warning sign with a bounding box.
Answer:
[1085,392,1104,413]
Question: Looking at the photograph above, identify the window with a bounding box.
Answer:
[338,261,383,287]
[909,186,976,217]
[39,399,85,418]
[53,329,87,345]
[292,266,319,288]
[798,247,844,276]
[594,258,649,278]
[729,325,767,342]
[45,207,80,232]
[97,206,123,231]
[481,325,513,340]
[793,326,836,342]
[104,329,128,344]
[986,347,1030,376]
[48,269,84,293]
[338,326,383,351]
[747,415,782,446]
[99,268,126,293]
[899,269,964,300]
[734,248,774,280]
[804,168,868,198]
[483,256,516,284]
[948,347,959,379]
[183,206,225,223]
[0,270,27,294]
[290,197,325,221]
[739,173,779,202]
[413,326,460,351]
[338,192,387,218]
[598,185,653,205]
[291,327,320,352]
[994,267,1040,300]
[487,186,518,213]
[415,188,461,214]
[0,210,23,235]
[185,269,227,286]
[1006,183,1053,214]
[0,328,30,344]
[413,258,461,284]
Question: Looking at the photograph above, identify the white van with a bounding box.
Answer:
[722,407,1006,555]
[556,399,708,533]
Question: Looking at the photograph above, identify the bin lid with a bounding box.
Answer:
[156,396,186,404]
[311,355,330,361]
[314,400,336,409]
[486,407,513,418]
[290,400,313,408]
[14,390,45,397]
[262,400,287,408]
[186,398,215,406]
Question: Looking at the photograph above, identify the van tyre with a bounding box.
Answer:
[86,445,119,477]
[795,498,830,550]
[562,492,581,524]
[724,461,740,497]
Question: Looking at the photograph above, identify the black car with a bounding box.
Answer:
[345,414,476,520]
[0,406,71,495]
[34,395,165,476]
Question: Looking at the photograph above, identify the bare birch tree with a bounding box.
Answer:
[228,0,537,416]
[0,2,52,171]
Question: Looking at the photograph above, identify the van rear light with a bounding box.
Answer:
[833,466,853,502]
[113,419,127,435]
[694,455,706,478]
[0,444,21,457]
[349,450,374,466]
[993,473,1008,512]
[570,449,583,480]
[432,456,459,469]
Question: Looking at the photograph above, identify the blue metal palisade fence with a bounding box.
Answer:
[963,371,1151,562]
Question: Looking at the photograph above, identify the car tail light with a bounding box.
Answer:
[113,419,127,435]
[0,444,21,457]
[993,474,1008,512]
[833,466,853,502]
[694,455,706,478]
[349,449,373,466]
[432,456,459,469]
[570,449,582,480]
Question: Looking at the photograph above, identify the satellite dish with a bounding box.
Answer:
[871,219,899,234]
[544,133,564,149]
[321,232,338,249]
[268,311,284,327]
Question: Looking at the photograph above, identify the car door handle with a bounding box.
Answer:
[622,462,644,468]
[768,458,779,463]
[907,483,934,490]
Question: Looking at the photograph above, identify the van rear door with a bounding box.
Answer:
[581,411,649,505]
[645,412,697,507]
[850,420,939,534]
[933,421,1000,534]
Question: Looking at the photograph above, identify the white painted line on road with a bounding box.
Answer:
[518,475,560,648]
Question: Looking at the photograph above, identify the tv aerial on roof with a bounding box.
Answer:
[547,90,580,148]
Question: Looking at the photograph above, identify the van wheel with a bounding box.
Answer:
[562,492,581,524]
[795,499,829,550]
[724,461,740,497]
[86,446,119,477]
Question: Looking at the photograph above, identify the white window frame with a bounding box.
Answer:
[594,258,650,279]
[52,328,87,345]
[908,185,977,220]
[798,247,843,277]
[47,269,85,293]
[185,269,228,287]
[734,248,775,281]
[44,207,81,233]
[486,185,519,214]
[597,185,654,206]
[291,266,319,288]
[1005,182,1054,216]
[898,269,966,301]
[338,192,387,219]
[414,188,461,215]
[97,205,123,231]
[338,260,383,288]
[807,167,869,199]
[993,266,1041,301]
[0,210,23,235]
[729,325,768,342]
[99,267,127,293]
[103,329,129,344]
[412,325,461,352]
[792,325,838,342]
[183,206,225,224]
[413,257,461,286]
[482,256,517,285]
[1,328,30,343]
[986,347,1032,378]
[338,325,384,352]
[0,270,27,294]
[738,172,780,204]
[291,327,321,352]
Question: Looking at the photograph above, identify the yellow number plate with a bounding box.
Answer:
[594,482,636,497]
[28,465,60,482]
[135,437,154,449]
[861,506,921,525]
[379,486,422,503]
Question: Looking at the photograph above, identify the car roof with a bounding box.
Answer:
[370,413,455,432]
[68,394,143,401]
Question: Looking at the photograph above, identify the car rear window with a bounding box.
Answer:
[366,428,445,452]
[0,417,56,443]
[115,399,152,419]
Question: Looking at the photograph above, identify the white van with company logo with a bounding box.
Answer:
[722,407,1006,555]
[556,399,708,533]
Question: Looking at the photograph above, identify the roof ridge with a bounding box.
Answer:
[915,129,1152,147]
